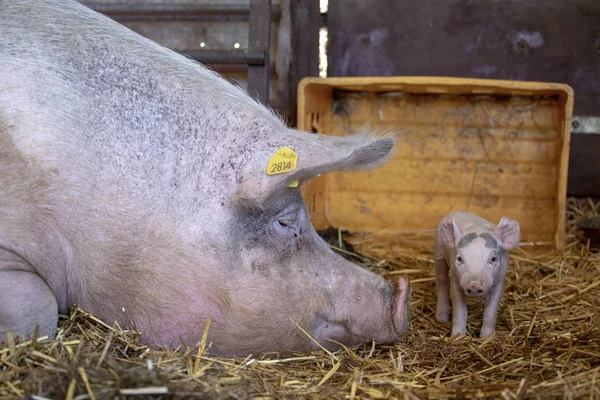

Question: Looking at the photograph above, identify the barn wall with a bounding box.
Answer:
[327,0,600,197]
[83,0,292,120]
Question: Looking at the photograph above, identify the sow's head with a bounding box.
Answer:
[200,128,412,356]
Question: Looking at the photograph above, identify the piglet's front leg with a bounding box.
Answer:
[480,281,504,338]
[450,274,468,337]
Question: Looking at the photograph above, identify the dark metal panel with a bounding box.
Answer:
[568,133,600,197]
[248,0,272,104]
[328,0,600,116]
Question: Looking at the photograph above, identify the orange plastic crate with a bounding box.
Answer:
[297,77,573,248]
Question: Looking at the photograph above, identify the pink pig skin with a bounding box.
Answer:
[0,0,412,357]
[434,211,521,338]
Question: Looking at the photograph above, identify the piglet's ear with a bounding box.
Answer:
[441,214,463,247]
[494,217,521,250]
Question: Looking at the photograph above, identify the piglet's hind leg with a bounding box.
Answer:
[0,254,58,343]
[434,259,451,323]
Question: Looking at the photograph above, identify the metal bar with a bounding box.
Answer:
[205,64,276,75]
[84,3,281,22]
[289,0,321,126]
[320,10,328,27]
[247,0,272,104]
[178,49,266,66]
[571,116,600,135]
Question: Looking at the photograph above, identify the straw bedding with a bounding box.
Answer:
[1,197,599,400]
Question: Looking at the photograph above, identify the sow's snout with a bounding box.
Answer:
[313,273,412,351]
[391,275,411,337]
[379,275,412,340]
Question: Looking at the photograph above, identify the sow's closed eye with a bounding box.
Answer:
[272,208,303,238]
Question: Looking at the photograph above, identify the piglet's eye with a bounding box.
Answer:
[490,256,497,263]
[457,256,463,263]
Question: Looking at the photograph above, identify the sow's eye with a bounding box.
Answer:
[456,255,463,263]
[490,254,498,263]
[272,208,303,239]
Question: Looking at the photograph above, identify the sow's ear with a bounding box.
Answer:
[494,217,521,250]
[235,128,398,208]
[440,214,463,247]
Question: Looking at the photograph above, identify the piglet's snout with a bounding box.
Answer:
[465,280,486,297]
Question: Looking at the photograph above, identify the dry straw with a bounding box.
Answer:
[1,197,599,399]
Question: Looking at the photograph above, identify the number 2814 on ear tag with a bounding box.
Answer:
[266,147,298,176]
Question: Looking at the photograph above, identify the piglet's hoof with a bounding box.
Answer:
[450,329,467,340]
[479,327,495,339]
[436,308,450,324]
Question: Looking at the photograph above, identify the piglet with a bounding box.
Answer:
[434,211,521,338]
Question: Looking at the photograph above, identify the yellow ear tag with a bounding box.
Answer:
[266,147,298,176]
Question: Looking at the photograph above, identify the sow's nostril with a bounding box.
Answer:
[392,275,411,336]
